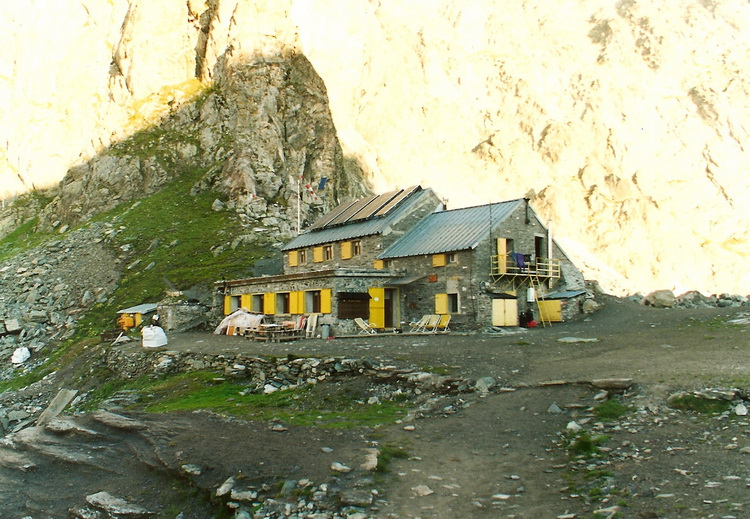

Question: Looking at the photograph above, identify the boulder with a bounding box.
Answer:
[643,290,676,308]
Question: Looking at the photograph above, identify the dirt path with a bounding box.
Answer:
[3,297,749,518]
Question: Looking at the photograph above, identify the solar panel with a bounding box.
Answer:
[349,189,401,222]
[374,185,420,216]
[327,194,380,226]
[307,199,357,230]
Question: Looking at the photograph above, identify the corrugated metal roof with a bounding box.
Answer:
[117,303,158,314]
[544,290,587,300]
[282,187,429,250]
[378,199,523,259]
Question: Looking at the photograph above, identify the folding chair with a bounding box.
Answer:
[434,314,451,333]
[354,317,377,335]
[423,314,442,333]
[409,315,430,333]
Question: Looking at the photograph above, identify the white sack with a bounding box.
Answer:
[141,325,168,348]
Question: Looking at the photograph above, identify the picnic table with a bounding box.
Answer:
[250,323,303,343]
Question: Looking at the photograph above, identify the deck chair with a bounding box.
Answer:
[354,317,376,335]
[423,314,442,333]
[409,315,430,333]
[434,314,451,333]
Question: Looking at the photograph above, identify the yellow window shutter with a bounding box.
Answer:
[288,291,301,314]
[288,251,299,267]
[240,294,251,309]
[313,246,324,263]
[341,241,352,259]
[433,254,447,267]
[321,289,332,313]
[435,293,449,314]
[223,295,232,315]
[368,287,385,329]
[373,259,385,270]
[263,293,276,314]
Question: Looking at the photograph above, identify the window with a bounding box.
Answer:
[288,251,299,267]
[447,252,457,264]
[338,292,370,319]
[306,290,322,313]
[313,246,324,263]
[324,245,333,261]
[251,294,263,313]
[225,295,241,314]
[435,292,460,314]
[353,240,362,256]
[448,293,460,313]
[299,249,307,264]
[432,254,446,267]
[276,292,290,314]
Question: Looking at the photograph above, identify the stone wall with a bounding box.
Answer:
[103,347,466,395]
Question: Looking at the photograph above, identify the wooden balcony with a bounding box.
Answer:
[490,255,561,279]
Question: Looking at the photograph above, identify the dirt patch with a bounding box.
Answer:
[3,296,750,518]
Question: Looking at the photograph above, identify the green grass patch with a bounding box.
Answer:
[0,216,53,262]
[568,432,609,458]
[375,443,410,473]
[125,372,409,429]
[667,394,733,414]
[74,165,272,336]
[593,399,632,421]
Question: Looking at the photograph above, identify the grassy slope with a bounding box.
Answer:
[0,118,273,390]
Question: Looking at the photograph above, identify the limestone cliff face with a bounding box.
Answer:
[1,0,748,295]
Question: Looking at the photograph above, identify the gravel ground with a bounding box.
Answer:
[2,295,750,518]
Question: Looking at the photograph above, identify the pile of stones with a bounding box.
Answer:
[0,222,122,378]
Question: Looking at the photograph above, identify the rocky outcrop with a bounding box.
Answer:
[2,1,749,294]
[34,49,363,238]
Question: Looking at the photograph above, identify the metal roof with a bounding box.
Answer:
[306,186,419,231]
[282,187,429,250]
[544,290,587,300]
[117,303,158,315]
[378,199,524,259]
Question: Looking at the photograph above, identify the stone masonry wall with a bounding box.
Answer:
[103,347,466,395]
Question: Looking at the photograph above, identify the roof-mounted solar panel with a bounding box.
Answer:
[327,194,380,226]
[350,189,401,222]
[374,185,420,216]
[307,199,357,230]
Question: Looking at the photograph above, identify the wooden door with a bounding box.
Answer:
[492,299,518,326]
[538,300,562,322]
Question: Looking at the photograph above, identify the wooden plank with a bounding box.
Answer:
[36,389,79,426]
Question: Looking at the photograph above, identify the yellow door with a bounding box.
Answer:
[496,238,507,274]
[492,299,518,326]
[368,287,385,329]
[538,300,563,322]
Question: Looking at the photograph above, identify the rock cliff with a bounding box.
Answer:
[1,0,748,295]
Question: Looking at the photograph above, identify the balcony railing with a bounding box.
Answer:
[490,255,561,278]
